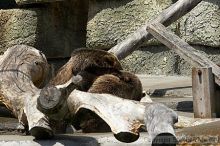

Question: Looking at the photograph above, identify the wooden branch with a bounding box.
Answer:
[147,23,220,86]
[109,0,202,60]
[0,45,52,139]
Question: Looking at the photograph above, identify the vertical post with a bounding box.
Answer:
[192,67,216,118]
[214,84,220,118]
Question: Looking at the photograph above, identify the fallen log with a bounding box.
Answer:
[0,45,52,139]
[0,45,177,143]
[109,0,202,60]
[37,78,178,143]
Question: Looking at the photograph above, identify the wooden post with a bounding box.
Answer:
[192,67,215,118]
[214,84,220,118]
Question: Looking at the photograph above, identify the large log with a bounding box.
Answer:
[108,0,202,60]
[0,45,52,139]
[37,79,178,143]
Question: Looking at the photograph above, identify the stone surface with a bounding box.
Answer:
[0,0,88,58]
[121,45,220,75]
[86,0,220,48]
[179,0,220,48]
[0,9,37,55]
[15,0,63,5]
[87,0,173,49]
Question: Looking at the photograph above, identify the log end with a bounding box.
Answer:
[114,132,139,143]
[152,133,177,146]
[37,86,64,115]
[30,126,54,140]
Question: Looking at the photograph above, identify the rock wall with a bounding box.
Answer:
[0,0,219,76]
[0,0,88,58]
[87,0,220,75]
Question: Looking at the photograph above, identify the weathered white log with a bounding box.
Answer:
[0,45,52,139]
[68,90,145,142]
[109,0,202,60]
[144,103,177,143]
[37,82,178,143]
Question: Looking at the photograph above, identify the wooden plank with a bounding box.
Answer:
[192,67,216,118]
[109,0,202,60]
[147,23,220,86]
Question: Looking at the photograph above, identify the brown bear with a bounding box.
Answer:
[88,71,143,101]
[49,48,144,133]
[73,71,144,133]
[49,48,122,85]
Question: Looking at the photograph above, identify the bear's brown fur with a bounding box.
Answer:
[74,71,143,133]
[49,48,122,85]
[49,48,144,133]
[88,71,143,101]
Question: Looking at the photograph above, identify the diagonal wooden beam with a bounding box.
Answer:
[109,0,202,60]
[146,22,220,86]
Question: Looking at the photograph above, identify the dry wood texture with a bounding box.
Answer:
[37,84,178,143]
[0,45,52,138]
[109,0,202,60]
[192,67,215,118]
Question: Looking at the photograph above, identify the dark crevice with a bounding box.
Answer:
[0,1,60,9]
[0,0,17,9]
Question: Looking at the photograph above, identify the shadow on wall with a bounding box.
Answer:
[0,0,17,9]
[35,0,89,59]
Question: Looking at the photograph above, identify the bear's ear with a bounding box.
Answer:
[103,55,115,66]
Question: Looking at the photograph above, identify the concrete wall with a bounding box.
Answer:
[87,0,220,75]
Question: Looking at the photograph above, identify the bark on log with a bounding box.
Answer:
[0,45,52,139]
[108,0,202,60]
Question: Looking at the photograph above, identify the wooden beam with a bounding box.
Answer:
[109,0,202,60]
[147,23,220,86]
[192,67,216,118]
